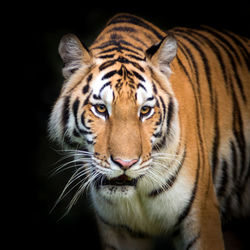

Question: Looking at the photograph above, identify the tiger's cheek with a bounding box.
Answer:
[143,107,161,141]
[141,111,160,154]
[90,118,109,156]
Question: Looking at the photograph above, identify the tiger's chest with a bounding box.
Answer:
[91,172,192,236]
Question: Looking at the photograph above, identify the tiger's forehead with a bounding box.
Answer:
[90,60,153,106]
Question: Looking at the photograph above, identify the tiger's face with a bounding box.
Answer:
[49,33,179,200]
[81,63,160,186]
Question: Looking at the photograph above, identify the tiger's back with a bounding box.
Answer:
[49,13,250,249]
[170,26,250,219]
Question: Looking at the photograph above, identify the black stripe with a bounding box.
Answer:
[62,96,70,129]
[99,56,145,74]
[230,141,238,180]
[155,113,162,126]
[102,70,117,80]
[64,134,79,148]
[177,41,201,99]
[137,83,147,92]
[133,70,145,82]
[82,74,92,94]
[175,153,200,226]
[117,56,145,73]
[152,96,167,150]
[97,47,120,55]
[152,131,162,138]
[119,39,144,51]
[93,39,143,53]
[87,73,93,83]
[201,26,242,65]
[223,30,250,70]
[117,65,132,77]
[86,139,94,145]
[177,33,213,105]
[146,96,154,101]
[117,56,130,64]
[93,94,101,100]
[107,26,136,33]
[176,45,193,81]
[232,87,246,180]
[234,183,243,207]
[99,81,111,95]
[187,29,229,89]
[107,14,163,40]
[99,60,116,71]
[217,41,246,102]
[176,53,206,172]
[73,128,80,137]
[166,97,174,135]
[159,96,166,121]
[98,54,115,59]
[176,47,205,175]
[81,111,91,130]
[73,98,80,120]
[82,84,89,94]
[131,61,145,73]
[176,55,193,84]
[185,233,201,250]
[152,81,158,94]
[83,93,90,106]
[211,96,220,181]
[126,53,146,61]
[149,149,186,197]
[217,159,228,197]
[73,98,85,134]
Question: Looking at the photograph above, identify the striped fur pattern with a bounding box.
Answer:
[49,13,250,250]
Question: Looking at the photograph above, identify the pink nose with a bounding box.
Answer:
[112,158,138,169]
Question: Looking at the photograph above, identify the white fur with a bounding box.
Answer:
[91,72,114,115]
[91,163,192,236]
[48,98,66,143]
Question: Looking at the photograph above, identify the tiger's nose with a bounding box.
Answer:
[111,157,139,170]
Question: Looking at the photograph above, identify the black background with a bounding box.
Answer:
[11,2,250,249]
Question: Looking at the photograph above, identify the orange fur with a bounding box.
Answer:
[49,13,250,250]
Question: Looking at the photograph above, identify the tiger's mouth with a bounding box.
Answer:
[95,174,138,187]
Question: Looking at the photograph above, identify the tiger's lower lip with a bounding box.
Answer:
[95,174,138,187]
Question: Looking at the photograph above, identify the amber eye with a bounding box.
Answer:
[140,106,151,116]
[95,104,107,114]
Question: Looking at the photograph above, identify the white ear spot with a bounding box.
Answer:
[146,35,177,77]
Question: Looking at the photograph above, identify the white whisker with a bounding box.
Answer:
[50,164,93,212]
[56,149,93,155]
[50,159,92,177]
[50,163,87,177]
[63,172,100,216]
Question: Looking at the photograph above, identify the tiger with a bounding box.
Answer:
[48,13,250,250]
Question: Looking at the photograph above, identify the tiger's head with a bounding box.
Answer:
[49,33,180,202]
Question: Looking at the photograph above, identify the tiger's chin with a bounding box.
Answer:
[93,174,139,200]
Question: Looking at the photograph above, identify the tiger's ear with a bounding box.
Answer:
[59,34,92,79]
[146,34,177,77]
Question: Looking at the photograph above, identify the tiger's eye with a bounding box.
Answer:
[95,104,107,114]
[140,106,151,116]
